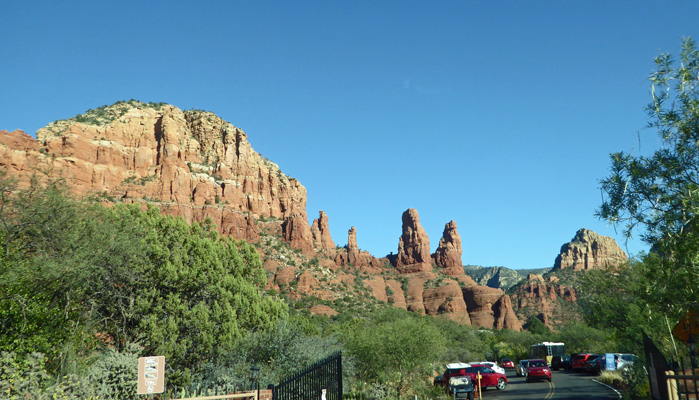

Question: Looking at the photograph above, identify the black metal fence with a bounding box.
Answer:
[668,357,699,400]
[271,352,342,400]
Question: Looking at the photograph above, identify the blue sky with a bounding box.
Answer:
[2,1,698,269]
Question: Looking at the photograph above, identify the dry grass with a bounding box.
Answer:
[598,370,624,387]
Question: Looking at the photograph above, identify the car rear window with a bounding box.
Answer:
[529,360,546,367]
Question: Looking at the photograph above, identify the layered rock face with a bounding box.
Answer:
[463,286,522,330]
[554,228,627,271]
[434,220,464,276]
[396,208,433,273]
[0,102,307,242]
[509,274,577,327]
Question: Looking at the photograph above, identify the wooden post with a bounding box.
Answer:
[477,372,482,398]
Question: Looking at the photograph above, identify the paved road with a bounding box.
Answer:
[470,369,621,400]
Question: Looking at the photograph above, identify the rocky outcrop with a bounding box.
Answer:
[334,226,386,272]
[311,210,335,250]
[509,273,578,328]
[463,266,552,291]
[282,215,314,256]
[463,286,522,330]
[433,220,464,275]
[395,209,432,273]
[0,102,307,243]
[554,228,627,271]
[423,283,471,324]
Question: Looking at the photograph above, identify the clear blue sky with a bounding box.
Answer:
[2,1,698,269]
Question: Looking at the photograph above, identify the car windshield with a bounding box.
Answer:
[529,361,546,367]
[521,361,529,367]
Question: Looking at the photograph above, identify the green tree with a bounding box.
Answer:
[342,309,445,398]
[595,37,699,354]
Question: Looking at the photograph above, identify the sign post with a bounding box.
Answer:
[138,356,165,395]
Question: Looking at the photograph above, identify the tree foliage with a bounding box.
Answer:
[0,175,287,385]
[593,37,699,356]
[342,309,445,398]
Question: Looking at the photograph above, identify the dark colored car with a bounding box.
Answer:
[551,355,571,371]
[586,356,606,374]
[448,376,475,400]
[501,359,515,369]
[465,364,508,390]
[526,359,552,382]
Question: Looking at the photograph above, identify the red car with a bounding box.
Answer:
[465,364,507,390]
[526,359,552,382]
[501,359,515,369]
[571,354,599,371]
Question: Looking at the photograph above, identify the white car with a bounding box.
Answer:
[476,361,506,375]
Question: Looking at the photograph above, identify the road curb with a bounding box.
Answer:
[592,379,622,399]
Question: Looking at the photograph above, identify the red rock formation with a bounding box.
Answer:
[0,102,307,244]
[509,273,578,328]
[347,226,359,263]
[311,210,335,250]
[423,283,471,324]
[334,226,386,272]
[396,209,432,273]
[434,220,464,275]
[463,286,522,331]
[554,228,627,271]
[282,215,314,256]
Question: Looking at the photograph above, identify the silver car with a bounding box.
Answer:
[516,360,529,377]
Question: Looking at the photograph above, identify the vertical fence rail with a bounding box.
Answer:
[271,352,342,400]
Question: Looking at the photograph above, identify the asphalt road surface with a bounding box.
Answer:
[470,369,622,400]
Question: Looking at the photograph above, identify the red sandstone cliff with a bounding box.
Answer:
[1,102,306,242]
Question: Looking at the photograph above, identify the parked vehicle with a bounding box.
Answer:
[476,361,506,375]
[571,353,599,371]
[550,355,571,371]
[516,360,530,377]
[448,376,475,400]
[526,359,552,382]
[615,353,638,371]
[440,362,471,386]
[464,364,508,390]
[585,356,606,374]
[501,359,515,369]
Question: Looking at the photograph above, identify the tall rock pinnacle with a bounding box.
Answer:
[311,210,335,250]
[434,220,464,275]
[395,208,432,273]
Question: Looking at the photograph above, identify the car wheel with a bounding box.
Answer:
[468,392,474,400]
[497,378,507,390]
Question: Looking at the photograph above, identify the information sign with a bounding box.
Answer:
[137,356,165,395]
[605,353,616,371]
